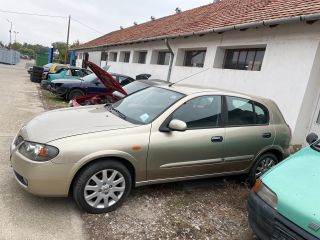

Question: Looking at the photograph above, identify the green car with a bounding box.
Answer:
[248,133,320,240]
[41,67,92,89]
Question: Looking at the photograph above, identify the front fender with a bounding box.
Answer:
[66,150,139,189]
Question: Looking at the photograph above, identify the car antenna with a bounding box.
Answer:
[168,68,211,87]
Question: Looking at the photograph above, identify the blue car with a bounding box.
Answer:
[50,73,135,100]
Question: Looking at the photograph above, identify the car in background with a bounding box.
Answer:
[11,84,291,213]
[248,133,320,240]
[50,72,134,100]
[41,67,92,89]
[30,63,67,83]
[70,79,167,107]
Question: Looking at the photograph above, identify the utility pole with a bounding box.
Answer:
[6,19,12,49]
[13,31,19,43]
[65,15,71,64]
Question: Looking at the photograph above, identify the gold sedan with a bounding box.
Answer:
[10,84,291,213]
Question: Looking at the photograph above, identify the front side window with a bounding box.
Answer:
[184,50,206,68]
[111,87,184,124]
[226,96,269,126]
[157,52,170,65]
[224,48,265,71]
[138,52,147,64]
[172,96,222,129]
[65,69,72,76]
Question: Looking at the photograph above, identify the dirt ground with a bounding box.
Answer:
[82,177,255,240]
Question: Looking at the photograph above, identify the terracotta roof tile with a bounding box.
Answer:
[77,0,320,49]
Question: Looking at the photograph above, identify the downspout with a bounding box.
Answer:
[165,38,174,82]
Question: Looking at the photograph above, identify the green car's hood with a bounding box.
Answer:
[262,147,320,238]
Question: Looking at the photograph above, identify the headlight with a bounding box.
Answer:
[19,141,59,162]
[253,179,278,209]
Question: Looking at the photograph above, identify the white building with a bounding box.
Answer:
[75,0,320,149]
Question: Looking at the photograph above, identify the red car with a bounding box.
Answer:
[69,61,166,107]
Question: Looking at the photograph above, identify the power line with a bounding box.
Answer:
[0,9,67,18]
[71,17,103,35]
[0,9,103,35]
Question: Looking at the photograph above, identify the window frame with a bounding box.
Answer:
[109,52,118,62]
[159,95,270,132]
[223,48,266,71]
[157,51,171,65]
[223,96,270,127]
[183,50,206,68]
[124,52,131,63]
[138,51,147,64]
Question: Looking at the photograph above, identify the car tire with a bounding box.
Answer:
[249,153,278,187]
[73,160,132,214]
[68,89,85,100]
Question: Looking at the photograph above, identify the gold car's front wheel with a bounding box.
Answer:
[73,160,132,214]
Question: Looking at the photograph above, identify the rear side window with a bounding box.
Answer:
[226,97,269,126]
[72,69,82,77]
[172,96,222,129]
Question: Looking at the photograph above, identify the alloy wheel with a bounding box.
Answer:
[84,169,125,209]
[255,157,276,178]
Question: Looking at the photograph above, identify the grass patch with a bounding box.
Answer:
[40,88,69,110]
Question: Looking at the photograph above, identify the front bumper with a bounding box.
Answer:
[40,80,50,90]
[248,191,319,240]
[10,143,73,197]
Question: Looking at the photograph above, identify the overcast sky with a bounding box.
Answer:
[0,0,211,47]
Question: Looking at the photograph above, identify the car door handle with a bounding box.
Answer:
[262,133,272,138]
[211,136,224,143]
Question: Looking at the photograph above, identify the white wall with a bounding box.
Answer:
[76,22,320,145]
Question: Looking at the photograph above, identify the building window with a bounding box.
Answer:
[138,51,147,64]
[224,48,265,71]
[157,51,171,65]
[183,50,206,67]
[124,52,130,63]
[101,52,108,61]
[109,52,118,62]
[119,51,131,63]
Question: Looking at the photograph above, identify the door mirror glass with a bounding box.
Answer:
[306,133,318,145]
[168,119,187,131]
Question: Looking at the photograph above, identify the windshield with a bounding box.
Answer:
[110,87,185,124]
[83,73,98,82]
[43,63,54,69]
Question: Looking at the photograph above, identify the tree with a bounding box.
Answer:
[11,42,22,51]
[52,42,68,63]
[0,41,4,48]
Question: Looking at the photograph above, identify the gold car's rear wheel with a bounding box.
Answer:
[73,160,132,214]
[249,153,278,187]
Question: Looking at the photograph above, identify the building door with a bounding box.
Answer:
[82,53,89,68]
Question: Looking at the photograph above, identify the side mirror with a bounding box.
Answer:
[168,119,187,132]
[306,132,318,145]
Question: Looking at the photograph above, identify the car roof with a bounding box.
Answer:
[109,72,132,78]
[137,79,168,86]
[158,83,270,102]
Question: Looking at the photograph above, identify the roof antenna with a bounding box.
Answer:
[168,68,211,87]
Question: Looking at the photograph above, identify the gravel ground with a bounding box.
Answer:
[83,177,256,240]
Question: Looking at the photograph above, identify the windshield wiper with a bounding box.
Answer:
[105,105,127,119]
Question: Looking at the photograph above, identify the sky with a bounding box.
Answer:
[0,0,212,47]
